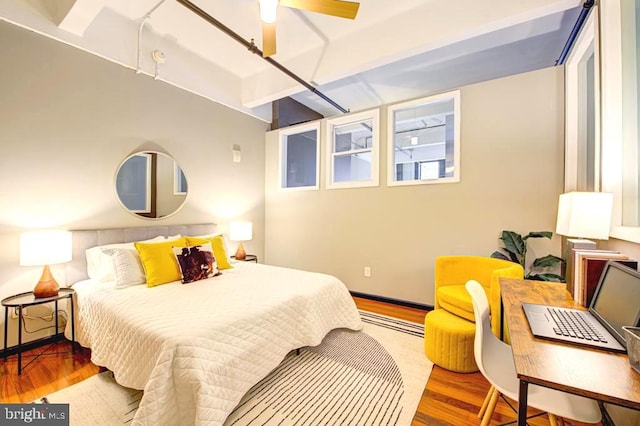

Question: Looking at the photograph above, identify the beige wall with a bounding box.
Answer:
[265,66,565,305]
[0,21,268,345]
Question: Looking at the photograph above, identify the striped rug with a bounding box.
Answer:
[359,310,425,337]
[39,311,432,426]
[225,311,429,425]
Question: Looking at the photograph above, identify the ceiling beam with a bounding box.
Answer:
[56,0,108,35]
[241,0,579,109]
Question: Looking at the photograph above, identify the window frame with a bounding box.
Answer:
[116,152,152,214]
[564,6,600,193]
[386,90,461,187]
[600,0,640,242]
[278,121,321,192]
[173,161,188,195]
[325,109,380,190]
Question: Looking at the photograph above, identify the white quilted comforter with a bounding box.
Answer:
[66,262,362,425]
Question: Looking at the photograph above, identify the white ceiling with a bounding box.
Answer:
[0,0,582,122]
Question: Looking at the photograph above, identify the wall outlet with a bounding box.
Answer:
[364,266,371,278]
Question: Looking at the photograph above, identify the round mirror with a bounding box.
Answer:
[115,151,188,219]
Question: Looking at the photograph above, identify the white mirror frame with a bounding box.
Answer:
[600,0,640,242]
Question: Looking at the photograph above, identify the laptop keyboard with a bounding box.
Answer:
[547,308,609,343]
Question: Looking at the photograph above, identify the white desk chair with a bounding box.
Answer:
[465,280,602,426]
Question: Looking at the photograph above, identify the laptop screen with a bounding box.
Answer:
[590,261,640,344]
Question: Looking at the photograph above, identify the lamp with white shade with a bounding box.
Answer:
[556,191,614,242]
[555,192,614,285]
[20,230,72,298]
[229,221,252,261]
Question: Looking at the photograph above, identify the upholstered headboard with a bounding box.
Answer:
[66,223,217,284]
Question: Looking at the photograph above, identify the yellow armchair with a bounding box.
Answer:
[424,256,524,372]
[434,255,524,338]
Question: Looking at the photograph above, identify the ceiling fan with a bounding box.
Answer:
[258,0,360,57]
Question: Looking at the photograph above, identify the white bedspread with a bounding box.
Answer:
[66,262,362,426]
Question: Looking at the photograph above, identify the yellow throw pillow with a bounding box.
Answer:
[135,237,189,287]
[185,235,233,270]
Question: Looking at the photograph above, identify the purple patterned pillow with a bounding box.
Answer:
[172,243,220,284]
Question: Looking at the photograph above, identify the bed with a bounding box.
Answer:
[64,224,362,426]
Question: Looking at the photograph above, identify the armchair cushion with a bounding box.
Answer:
[436,285,475,322]
[434,256,524,339]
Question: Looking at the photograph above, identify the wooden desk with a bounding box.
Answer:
[500,278,640,425]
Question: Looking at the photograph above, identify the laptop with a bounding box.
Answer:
[522,261,640,353]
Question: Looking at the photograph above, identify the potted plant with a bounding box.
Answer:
[491,230,565,282]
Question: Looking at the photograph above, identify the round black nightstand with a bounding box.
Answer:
[2,288,75,375]
[231,254,258,263]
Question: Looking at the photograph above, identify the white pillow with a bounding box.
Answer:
[167,234,182,241]
[102,248,146,288]
[86,236,165,281]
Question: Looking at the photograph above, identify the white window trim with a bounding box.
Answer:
[600,0,640,242]
[173,161,187,195]
[278,121,321,192]
[564,7,600,193]
[325,109,380,190]
[124,152,152,214]
[386,90,461,187]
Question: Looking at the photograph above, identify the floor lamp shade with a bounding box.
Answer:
[556,192,614,240]
[20,230,72,298]
[229,221,252,260]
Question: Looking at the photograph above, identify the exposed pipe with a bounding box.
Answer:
[175,0,350,114]
[555,0,595,65]
[136,0,168,74]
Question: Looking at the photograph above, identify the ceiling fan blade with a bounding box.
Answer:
[262,22,277,57]
[279,0,360,19]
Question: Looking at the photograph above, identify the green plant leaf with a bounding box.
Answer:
[525,273,544,281]
[494,229,566,280]
[491,251,510,261]
[532,254,565,268]
[500,231,525,257]
[544,273,565,282]
[498,248,520,263]
[523,231,553,240]
[527,273,564,282]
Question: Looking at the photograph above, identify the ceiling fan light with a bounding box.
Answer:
[410,136,419,145]
[259,0,278,23]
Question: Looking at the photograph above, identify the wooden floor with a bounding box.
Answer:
[0,297,599,425]
[354,297,553,426]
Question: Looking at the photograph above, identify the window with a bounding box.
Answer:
[279,122,320,191]
[565,7,599,193]
[325,109,380,189]
[387,91,460,186]
[601,0,640,242]
[174,162,188,195]
[115,153,151,213]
